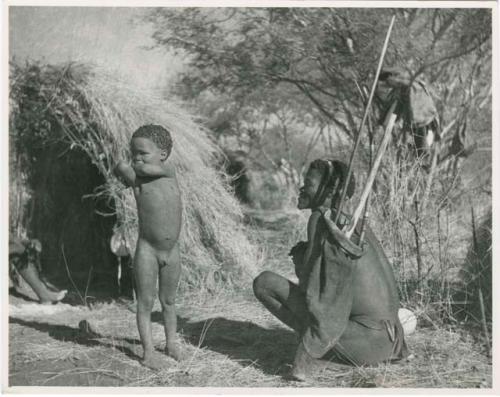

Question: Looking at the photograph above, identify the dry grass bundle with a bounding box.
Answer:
[9,61,260,288]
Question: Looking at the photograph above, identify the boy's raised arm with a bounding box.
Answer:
[133,162,175,178]
[114,161,136,187]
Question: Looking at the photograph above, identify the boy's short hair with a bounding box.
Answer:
[132,124,173,156]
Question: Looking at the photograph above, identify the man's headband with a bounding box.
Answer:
[312,160,335,209]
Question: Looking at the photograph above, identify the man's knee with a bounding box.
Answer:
[253,271,276,299]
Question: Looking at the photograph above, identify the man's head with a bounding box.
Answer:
[130,124,173,166]
[297,159,355,210]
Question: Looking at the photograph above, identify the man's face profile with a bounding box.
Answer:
[297,167,323,210]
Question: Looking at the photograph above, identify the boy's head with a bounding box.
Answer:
[131,124,173,157]
[130,124,173,166]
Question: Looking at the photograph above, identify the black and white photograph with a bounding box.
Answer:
[3,1,496,391]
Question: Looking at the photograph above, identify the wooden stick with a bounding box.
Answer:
[471,205,491,356]
[335,15,396,223]
[346,102,397,238]
[478,288,491,356]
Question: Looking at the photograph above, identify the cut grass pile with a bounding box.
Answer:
[10,61,260,289]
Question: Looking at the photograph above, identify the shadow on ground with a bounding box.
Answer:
[9,317,141,361]
[156,312,297,376]
[9,305,297,383]
[9,288,39,303]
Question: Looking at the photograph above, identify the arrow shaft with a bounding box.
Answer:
[335,15,396,223]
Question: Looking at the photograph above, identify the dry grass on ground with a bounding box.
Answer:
[8,289,492,388]
[8,210,492,388]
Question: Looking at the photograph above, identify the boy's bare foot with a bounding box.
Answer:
[127,301,137,313]
[39,289,67,304]
[141,353,167,371]
[165,343,184,362]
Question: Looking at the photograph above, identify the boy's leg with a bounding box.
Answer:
[253,271,309,334]
[134,242,161,369]
[158,244,182,361]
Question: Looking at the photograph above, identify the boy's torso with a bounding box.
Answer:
[134,176,182,251]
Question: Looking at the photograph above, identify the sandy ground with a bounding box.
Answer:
[7,211,492,388]
[8,286,492,389]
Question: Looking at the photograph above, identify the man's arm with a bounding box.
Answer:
[298,211,354,362]
[132,161,175,178]
[114,161,136,187]
[303,210,322,268]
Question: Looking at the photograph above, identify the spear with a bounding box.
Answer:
[345,100,397,238]
[335,15,396,224]
[323,101,398,247]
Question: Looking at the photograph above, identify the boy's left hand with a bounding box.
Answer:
[132,161,174,178]
[114,161,136,187]
[131,161,145,175]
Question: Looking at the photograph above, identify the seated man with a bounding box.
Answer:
[253,159,408,381]
[9,235,67,304]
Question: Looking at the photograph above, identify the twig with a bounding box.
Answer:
[61,243,86,306]
[470,205,491,356]
[477,288,490,356]
[412,200,423,285]
[83,265,94,307]
[420,144,439,211]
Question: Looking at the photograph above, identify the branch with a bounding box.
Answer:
[272,74,337,99]
[414,37,490,80]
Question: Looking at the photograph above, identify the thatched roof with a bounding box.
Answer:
[9,61,259,288]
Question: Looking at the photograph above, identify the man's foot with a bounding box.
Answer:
[39,289,67,304]
[165,342,184,362]
[289,366,308,382]
[288,342,315,381]
[141,353,167,371]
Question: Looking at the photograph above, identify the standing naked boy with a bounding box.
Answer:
[115,124,183,369]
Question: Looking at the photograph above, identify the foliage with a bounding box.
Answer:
[145,8,492,210]
[146,8,490,140]
[145,7,492,327]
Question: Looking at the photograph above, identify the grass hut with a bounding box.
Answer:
[9,61,259,297]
